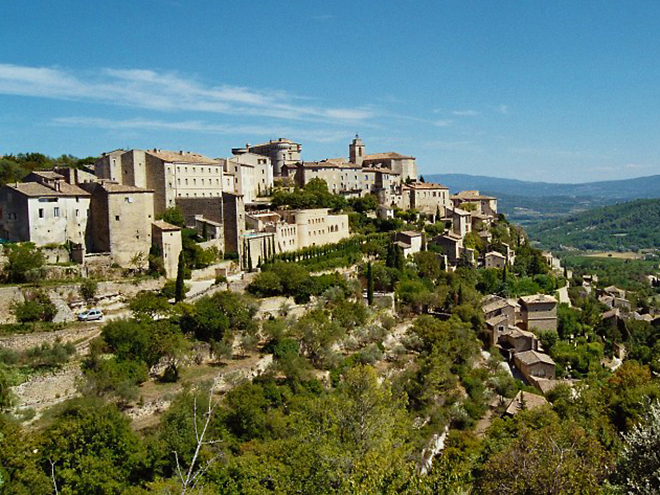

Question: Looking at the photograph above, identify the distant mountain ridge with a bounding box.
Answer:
[424,173,660,200]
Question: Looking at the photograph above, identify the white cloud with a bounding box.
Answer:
[452,110,479,117]
[0,63,374,125]
[434,119,453,127]
[51,117,349,143]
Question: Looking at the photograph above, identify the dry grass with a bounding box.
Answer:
[582,251,642,260]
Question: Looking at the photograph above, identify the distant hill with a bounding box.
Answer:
[424,173,660,200]
[526,198,660,251]
[424,173,660,226]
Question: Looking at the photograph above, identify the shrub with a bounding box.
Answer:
[79,279,98,303]
[3,243,45,283]
[12,291,56,323]
[273,338,299,360]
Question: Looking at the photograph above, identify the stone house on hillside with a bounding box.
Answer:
[79,181,155,267]
[514,350,556,381]
[519,294,558,332]
[0,171,91,246]
[485,251,507,269]
[401,182,450,217]
[152,221,183,279]
[395,231,423,257]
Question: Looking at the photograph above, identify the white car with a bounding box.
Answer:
[78,309,103,321]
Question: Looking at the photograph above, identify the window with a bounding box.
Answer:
[115,215,120,221]
[75,209,79,217]
[125,197,134,203]
[39,208,44,218]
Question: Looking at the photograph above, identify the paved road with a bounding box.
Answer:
[557,285,571,307]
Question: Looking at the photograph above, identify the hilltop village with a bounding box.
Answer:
[0,136,501,275]
[0,138,659,492]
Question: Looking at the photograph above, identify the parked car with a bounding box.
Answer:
[78,309,103,321]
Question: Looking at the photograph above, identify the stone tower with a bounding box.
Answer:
[349,134,365,164]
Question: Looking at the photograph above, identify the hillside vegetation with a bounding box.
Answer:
[527,198,660,251]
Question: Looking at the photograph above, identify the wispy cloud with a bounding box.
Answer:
[0,63,374,125]
[51,117,349,143]
[434,119,453,127]
[452,110,480,117]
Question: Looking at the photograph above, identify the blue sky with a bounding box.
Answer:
[2,1,660,183]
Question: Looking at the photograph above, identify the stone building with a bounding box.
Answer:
[482,295,519,345]
[501,327,537,354]
[450,190,498,217]
[283,161,362,196]
[175,192,246,260]
[79,181,155,267]
[245,208,350,255]
[243,231,276,270]
[349,134,366,165]
[485,251,507,269]
[151,221,183,279]
[222,193,246,258]
[232,138,301,177]
[95,149,224,215]
[0,171,91,246]
[360,152,417,181]
[429,232,464,265]
[514,350,556,381]
[519,294,558,332]
[401,182,450,216]
[449,207,472,238]
[395,231,423,257]
[226,152,273,201]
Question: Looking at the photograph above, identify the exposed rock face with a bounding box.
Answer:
[50,292,76,323]
[212,354,273,393]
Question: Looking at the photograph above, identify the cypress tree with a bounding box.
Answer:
[367,261,374,306]
[175,251,186,303]
[247,242,253,272]
[395,244,405,271]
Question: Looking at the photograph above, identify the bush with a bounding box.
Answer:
[273,338,299,360]
[79,279,98,303]
[210,339,233,361]
[161,279,190,300]
[24,340,76,369]
[12,291,56,323]
[3,243,45,283]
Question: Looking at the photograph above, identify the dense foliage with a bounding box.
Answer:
[529,198,660,251]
